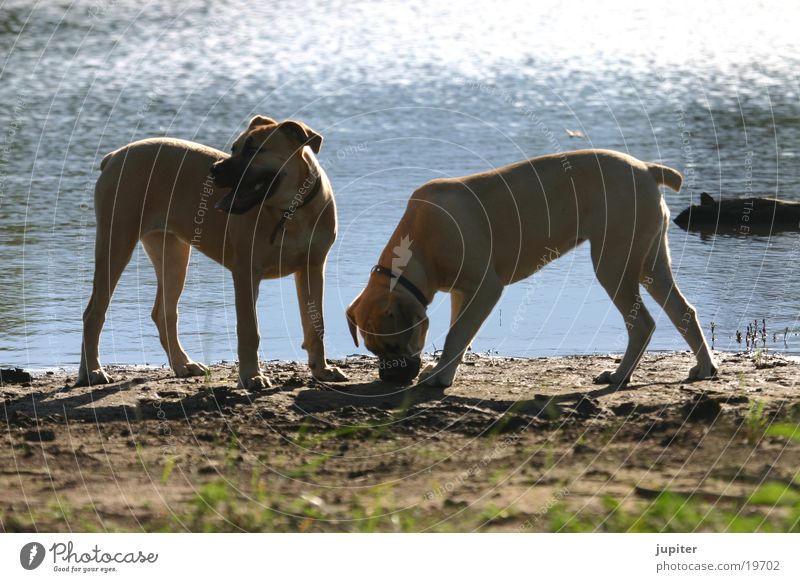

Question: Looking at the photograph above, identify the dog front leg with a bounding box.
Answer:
[420,277,503,388]
[294,264,347,382]
[232,269,272,389]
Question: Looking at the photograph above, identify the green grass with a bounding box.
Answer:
[744,399,768,445]
[548,488,800,533]
[5,418,800,533]
[543,422,800,533]
[5,473,799,533]
[174,476,430,533]
[766,422,800,442]
[160,456,177,484]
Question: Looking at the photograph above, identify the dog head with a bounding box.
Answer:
[346,282,429,384]
[211,116,323,214]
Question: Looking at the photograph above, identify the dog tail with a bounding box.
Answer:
[646,162,683,192]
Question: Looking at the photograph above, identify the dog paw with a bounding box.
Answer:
[174,361,208,378]
[593,370,629,386]
[419,365,454,388]
[312,366,348,382]
[687,362,719,381]
[75,368,114,387]
[420,363,436,376]
[239,374,274,390]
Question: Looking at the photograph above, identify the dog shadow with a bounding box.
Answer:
[291,376,668,420]
[2,377,280,424]
[3,373,686,429]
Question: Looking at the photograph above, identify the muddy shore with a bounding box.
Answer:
[1,352,799,532]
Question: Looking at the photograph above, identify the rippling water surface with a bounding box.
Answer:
[1,0,799,369]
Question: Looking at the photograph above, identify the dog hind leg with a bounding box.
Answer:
[591,237,656,387]
[641,215,718,380]
[76,228,137,386]
[142,231,207,378]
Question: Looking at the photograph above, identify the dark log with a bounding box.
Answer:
[674,192,800,234]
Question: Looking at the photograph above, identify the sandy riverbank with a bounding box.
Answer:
[2,351,799,532]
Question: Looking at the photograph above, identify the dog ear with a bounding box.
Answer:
[346,296,361,347]
[280,120,323,154]
[248,115,277,129]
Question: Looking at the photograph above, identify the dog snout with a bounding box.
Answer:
[210,159,237,188]
[378,355,421,384]
[209,160,223,178]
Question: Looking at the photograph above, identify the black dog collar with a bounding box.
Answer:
[371,265,430,307]
[269,177,323,244]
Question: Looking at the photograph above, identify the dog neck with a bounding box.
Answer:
[371,265,429,306]
[372,251,434,306]
[269,162,326,245]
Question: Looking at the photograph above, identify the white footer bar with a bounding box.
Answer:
[1,533,796,580]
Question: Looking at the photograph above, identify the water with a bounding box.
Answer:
[1,0,799,370]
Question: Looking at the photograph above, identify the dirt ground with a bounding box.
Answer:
[1,351,799,532]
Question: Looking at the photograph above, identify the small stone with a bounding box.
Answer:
[0,368,32,384]
[23,429,56,442]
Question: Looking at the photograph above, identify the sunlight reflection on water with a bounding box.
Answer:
[1,0,799,368]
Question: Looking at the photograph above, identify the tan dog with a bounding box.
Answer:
[77,116,346,388]
[347,149,718,388]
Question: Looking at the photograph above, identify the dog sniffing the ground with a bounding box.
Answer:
[347,149,718,387]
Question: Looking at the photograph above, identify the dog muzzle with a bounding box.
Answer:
[214,170,282,214]
[378,355,421,384]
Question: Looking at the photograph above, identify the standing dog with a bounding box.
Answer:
[346,149,718,387]
[78,116,346,388]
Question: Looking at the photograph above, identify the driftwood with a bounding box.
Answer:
[674,192,800,234]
